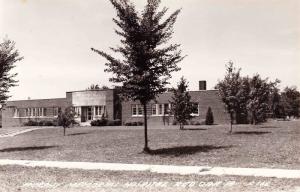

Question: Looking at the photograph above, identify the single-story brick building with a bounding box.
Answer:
[1,81,229,127]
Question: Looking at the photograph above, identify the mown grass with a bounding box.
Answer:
[0,120,299,169]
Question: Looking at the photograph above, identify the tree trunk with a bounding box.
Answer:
[229,113,233,134]
[179,123,184,130]
[63,127,66,136]
[143,103,150,153]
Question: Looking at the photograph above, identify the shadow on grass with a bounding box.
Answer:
[259,126,279,129]
[0,146,58,152]
[233,131,271,135]
[182,128,207,131]
[149,145,232,157]
[68,132,92,136]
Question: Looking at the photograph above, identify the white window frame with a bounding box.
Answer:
[13,108,19,117]
[151,103,172,116]
[191,103,200,116]
[131,104,143,117]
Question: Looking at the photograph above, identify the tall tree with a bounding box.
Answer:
[0,38,23,107]
[281,86,300,118]
[91,0,183,152]
[246,74,279,124]
[170,77,195,130]
[216,61,242,133]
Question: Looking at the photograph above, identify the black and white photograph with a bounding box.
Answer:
[0,0,300,191]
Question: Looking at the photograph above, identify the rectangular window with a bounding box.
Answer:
[164,103,171,115]
[95,106,99,116]
[151,104,157,115]
[191,103,199,116]
[37,108,41,117]
[131,104,143,116]
[158,104,163,115]
[13,108,19,117]
[138,106,143,115]
[53,107,60,117]
[132,105,137,116]
[28,108,31,117]
[43,108,47,116]
[151,103,172,116]
[99,106,102,116]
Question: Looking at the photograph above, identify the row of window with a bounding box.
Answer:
[132,103,199,117]
[73,106,106,117]
[14,107,60,118]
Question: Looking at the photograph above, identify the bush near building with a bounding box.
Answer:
[23,120,57,126]
[124,121,144,126]
[205,107,214,125]
[90,119,121,126]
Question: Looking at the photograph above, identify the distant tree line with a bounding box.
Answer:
[216,61,300,132]
[86,84,109,90]
[271,86,300,119]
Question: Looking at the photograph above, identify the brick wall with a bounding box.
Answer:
[2,98,70,127]
[121,90,229,126]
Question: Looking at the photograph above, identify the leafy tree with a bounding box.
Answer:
[0,38,23,107]
[87,84,100,90]
[269,88,283,118]
[57,107,75,136]
[87,84,110,90]
[170,77,195,130]
[246,74,279,124]
[205,107,214,125]
[281,86,300,118]
[91,0,183,152]
[216,61,242,133]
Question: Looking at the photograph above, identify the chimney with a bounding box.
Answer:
[199,81,207,90]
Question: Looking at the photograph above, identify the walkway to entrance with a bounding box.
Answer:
[0,127,48,138]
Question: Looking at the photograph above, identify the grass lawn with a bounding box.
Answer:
[0,120,299,169]
[0,165,299,192]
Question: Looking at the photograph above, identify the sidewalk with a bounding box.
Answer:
[0,159,300,179]
[0,127,45,138]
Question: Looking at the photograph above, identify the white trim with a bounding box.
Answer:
[131,104,143,117]
[151,103,172,117]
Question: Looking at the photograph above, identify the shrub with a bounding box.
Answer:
[90,119,107,126]
[24,120,58,127]
[205,107,214,125]
[194,121,201,125]
[106,119,122,126]
[124,121,143,126]
[190,121,202,125]
[24,120,39,126]
[41,120,56,126]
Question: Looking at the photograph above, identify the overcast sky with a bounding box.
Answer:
[1,0,299,100]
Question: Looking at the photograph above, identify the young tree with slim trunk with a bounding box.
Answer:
[57,107,75,136]
[0,38,23,108]
[216,61,242,133]
[170,77,194,130]
[91,0,183,152]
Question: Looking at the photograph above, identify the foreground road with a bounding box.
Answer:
[0,165,300,192]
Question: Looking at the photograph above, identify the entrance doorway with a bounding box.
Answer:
[87,107,92,121]
[81,106,93,122]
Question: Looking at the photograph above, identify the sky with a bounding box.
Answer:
[0,0,299,100]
